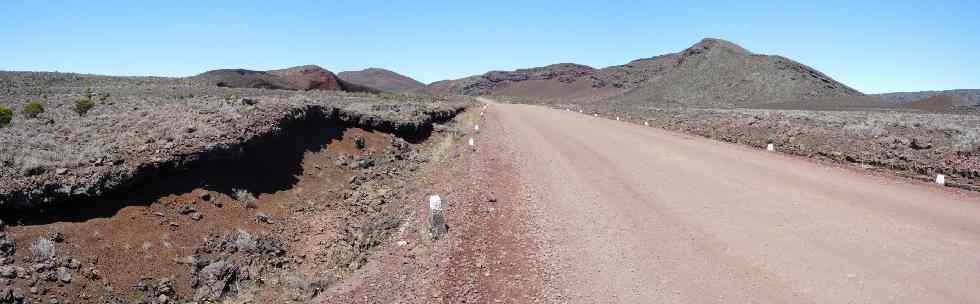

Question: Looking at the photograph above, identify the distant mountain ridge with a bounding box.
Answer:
[874,89,980,106]
[426,38,865,108]
[338,68,425,93]
[191,65,378,93]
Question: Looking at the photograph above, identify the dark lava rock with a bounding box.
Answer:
[0,287,25,303]
[240,97,257,106]
[47,232,64,243]
[0,266,15,279]
[197,190,211,201]
[193,259,240,301]
[910,138,932,150]
[0,234,15,257]
[179,205,197,215]
[55,267,71,283]
[356,155,374,169]
[354,136,366,149]
[255,213,273,224]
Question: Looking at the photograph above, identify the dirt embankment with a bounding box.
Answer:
[0,75,473,303]
[0,72,470,210]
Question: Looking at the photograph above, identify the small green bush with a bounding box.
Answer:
[74,98,95,116]
[23,101,44,118]
[0,106,12,127]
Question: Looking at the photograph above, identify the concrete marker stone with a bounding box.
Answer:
[429,195,447,236]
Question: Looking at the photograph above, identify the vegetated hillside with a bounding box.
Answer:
[338,68,425,93]
[427,38,864,107]
[191,65,379,93]
[875,89,980,106]
[0,71,470,208]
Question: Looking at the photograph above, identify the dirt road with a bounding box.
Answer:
[479,98,980,303]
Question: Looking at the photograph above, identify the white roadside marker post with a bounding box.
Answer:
[579,110,583,113]
[593,113,598,117]
[474,124,480,132]
[767,143,775,152]
[468,138,475,146]
[936,174,946,186]
[644,121,649,126]
[616,117,620,121]
[429,195,447,237]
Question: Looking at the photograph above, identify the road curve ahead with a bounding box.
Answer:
[481,98,980,303]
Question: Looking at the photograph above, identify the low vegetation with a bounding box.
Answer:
[73,97,95,116]
[23,100,44,118]
[233,188,258,209]
[30,237,56,262]
[0,106,11,127]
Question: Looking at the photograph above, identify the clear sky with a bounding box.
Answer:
[1,0,977,93]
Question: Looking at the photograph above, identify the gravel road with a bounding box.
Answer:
[481,98,980,303]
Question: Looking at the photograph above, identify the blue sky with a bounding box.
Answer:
[1,0,977,93]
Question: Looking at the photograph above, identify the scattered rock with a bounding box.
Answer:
[48,232,64,243]
[198,190,211,201]
[356,155,374,169]
[185,126,197,133]
[255,213,273,224]
[910,138,932,150]
[0,234,14,257]
[54,168,68,175]
[193,259,240,301]
[354,136,366,149]
[156,277,176,298]
[179,205,198,215]
[0,220,5,232]
[190,212,203,221]
[0,266,15,279]
[240,97,257,106]
[335,155,350,167]
[55,267,71,283]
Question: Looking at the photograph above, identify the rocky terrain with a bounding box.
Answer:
[875,89,980,106]
[338,68,425,93]
[0,71,468,210]
[537,99,980,190]
[427,38,863,107]
[0,70,474,302]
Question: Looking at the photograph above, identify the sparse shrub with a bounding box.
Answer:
[74,97,95,116]
[0,106,12,127]
[843,122,886,138]
[233,188,258,209]
[954,130,980,153]
[23,101,44,118]
[233,229,257,253]
[31,237,56,261]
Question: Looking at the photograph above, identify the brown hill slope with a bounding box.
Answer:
[191,65,379,93]
[875,89,980,106]
[338,68,425,93]
[428,38,864,107]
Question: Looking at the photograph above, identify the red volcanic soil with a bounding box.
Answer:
[904,94,964,112]
[268,65,343,91]
[338,68,425,93]
[192,65,380,92]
